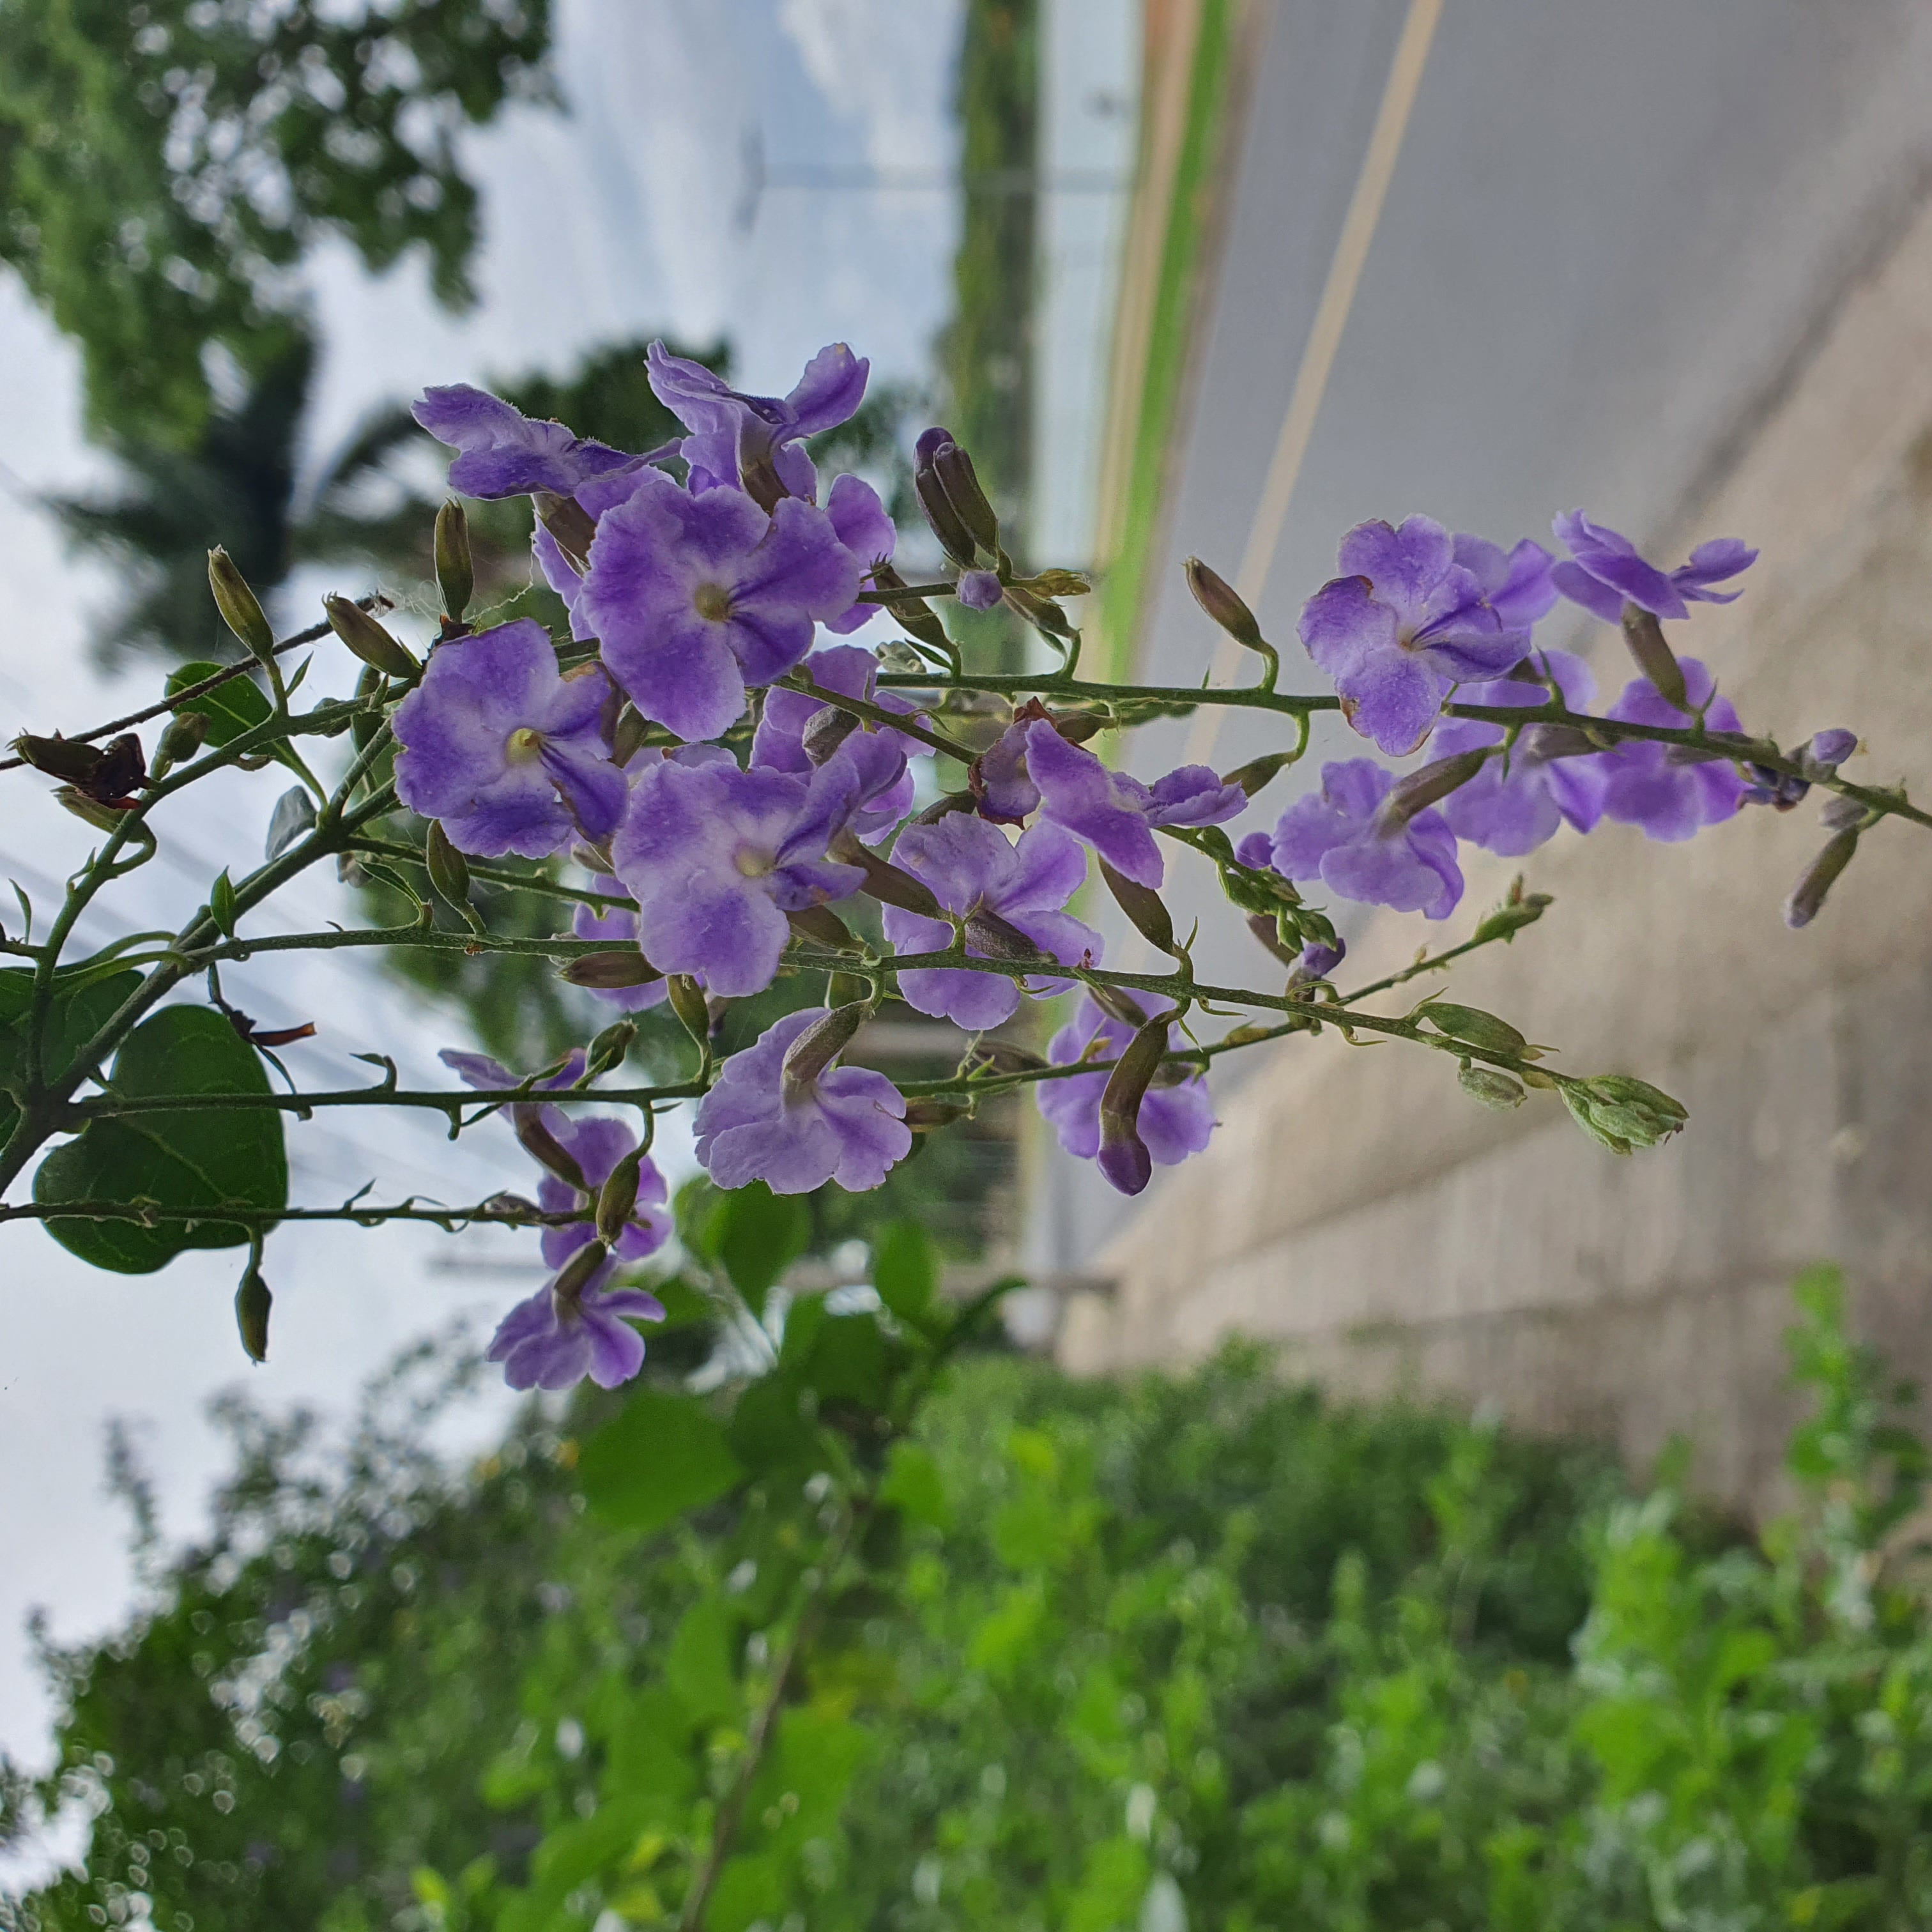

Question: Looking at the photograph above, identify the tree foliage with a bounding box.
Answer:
[0,0,554,444]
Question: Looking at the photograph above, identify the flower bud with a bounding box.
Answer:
[325,594,418,679]
[1099,857,1181,959]
[666,974,712,1052]
[1471,884,1554,945]
[781,1000,870,1101]
[903,1098,970,1131]
[234,1260,272,1364]
[595,1145,644,1243]
[932,440,1000,553]
[209,868,238,939]
[956,568,1004,610]
[1220,750,1297,799]
[560,949,663,990]
[1457,1062,1526,1111]
[1818,793,1866,833]
[1381,749,1491,825]
[1184,557,1262,647]
[1003,583,1077,640]
[551,1239,610,1306]
[534,492,597,571]
[786,903,860,951]
[1087,982,1149,1031]
[871,561,955,656]
[610,701,650,767]
[1289,939,1345,986]
[1096,1013,1173,1196]
[434,498,475,622]
[963,907,1052,963]
[1418,1001,1527,1055]
[1246,912,1300,970]
[515,1112,589,1192]
[1783,825,1859,930]
[424,819,472,910]
[1561,1073,1687,1154]
[1027,569,1092,599]
[151,710,210,779]
[208,547,276,665]
[1802,728,1857,774]
[737,418,790,515]
[965,1039,1048,1076]
[585,1019,637,1078]
[801,703,861,763]
[1620,602,1689,712]
[832,832,944,917]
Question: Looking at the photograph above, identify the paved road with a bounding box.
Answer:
[1031,0,1932,1270]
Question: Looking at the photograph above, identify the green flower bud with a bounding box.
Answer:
[234,1259,272,1364]
[151,710,211,779]
[560,949,663,990]
[666,974,712,1054]
[595,1144,645,1243]
[434,498,475,622]
[786,903,860,952]
[585,1019,638,1079]
[1220,750,1298,800]
[1784,827,1860,930]
[1562,1073,1688,1154]
[325,594,418,679]
[903,1098,971,1131]
[515,1112,589,1192]
[1418,1002,1527,1054]
[780,1000,870,1101]
[1457,1062,1526,1111]
[551,1239,610,1305]
[1099,857,1181,960]
[1620,603,1690,713]
[424,820,472,911]
[207,547,276,664]
[209,868,238,939]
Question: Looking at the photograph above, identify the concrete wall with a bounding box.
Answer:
[1058,187,1932,1515]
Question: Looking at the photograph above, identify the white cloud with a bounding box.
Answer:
[778,0,963,169]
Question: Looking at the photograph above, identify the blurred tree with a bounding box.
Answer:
[0,0,554,446]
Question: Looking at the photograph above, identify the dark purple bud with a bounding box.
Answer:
[915,426,956,464]
[736,418,790,515]
[801,703,861,763]
[1184,557,1262,648]
[516,1113,589,1193]
[1290,939,1344,985]
[963,907,1052,962]
[1818,793,1866,832]
[931,441,1000,553]
[1096,1014,1176,1197]
[1802,728,1857,774]
[1620,602,1690,713]
[914,440,976,564]
[1784,826,1860,930]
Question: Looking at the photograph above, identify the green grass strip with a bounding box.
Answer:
[1098,0,1237,681]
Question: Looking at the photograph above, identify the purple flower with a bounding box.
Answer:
[413,385,641,500]
[609,754,864,997]
[1597,657,1746,840]
[392,620,625,859]
[532,467,657,636]
[1425,649,1608,856]
[1269,759,1464,918]
[1036,996,1215,1179]
[647,340,869,498]
[1298,516,1529,756]
[440,1045,585,1119]
[882,818,1103,1030]
[693,1007,910,1194]
[971,703,1049,824]
[1292,939,1346,984]
[957,569,1004,611]
[574,875,670,1013]
[822,475,898,634]
[1452,534,1558,631]
[751,644,929,841]
[1549,511,1757,623]
[487,1263,666,1392]
[1025,721,1245,887]
[579,470,862,743]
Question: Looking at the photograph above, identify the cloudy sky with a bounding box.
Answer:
[0,0,966,1816]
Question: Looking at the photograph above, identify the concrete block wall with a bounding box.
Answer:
[1057,187,1932,1515]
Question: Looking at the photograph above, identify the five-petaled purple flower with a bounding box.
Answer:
[579,470,862,742]
[1597,657,1747,841]
[413,386,641,500]
[647,341,869,499]
[1025,721,1245,887]
[1269,759,1464,918]
[1298,516,1530,756]
[392,620,625,859]
[693,1007,911,1194]
[1452,533,1558,631]
[1426,650,1609,857]
[610,754,863,997]
[1036,995,1215,1186]
[1550,511,1757,623]
[882,817,1103,1031]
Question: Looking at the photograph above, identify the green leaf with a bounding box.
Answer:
[664,1598,737,1729]
[166,661,273,748]
[710,1182,811,1316]
[578,1388,743,1533]
[32,1003,286,1273]
[0,967,143,1152]
[728,1372,820,1482]
[871,1218,937,1328]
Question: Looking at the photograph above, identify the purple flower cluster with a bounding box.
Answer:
[440,1050,670,1392]
[402,341,1784,1271]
